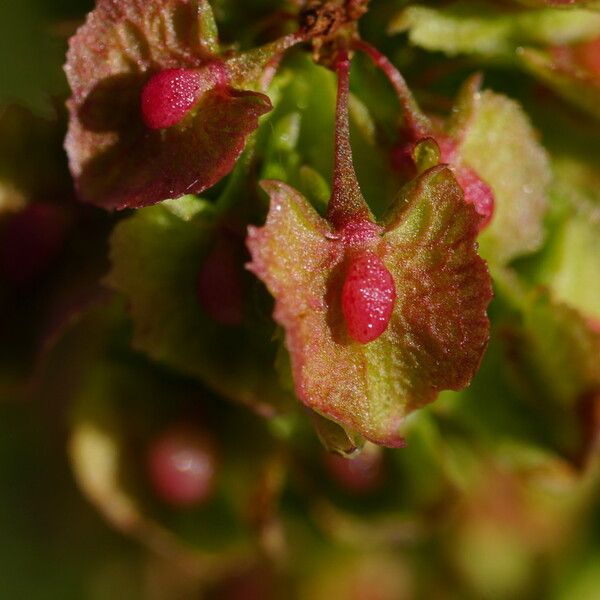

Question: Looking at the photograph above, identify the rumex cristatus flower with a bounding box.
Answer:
[247,50,492,446]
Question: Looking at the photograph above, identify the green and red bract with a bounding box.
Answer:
[64,0,298,210]
[354,41,496,231]
[365,41,550,265]
[247,52,492,447]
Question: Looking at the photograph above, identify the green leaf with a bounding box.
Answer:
[106,197,292,415]
[521,292,600,407]
[535,198,600,321]
[456,88,551,264]
[259,56,337,192]
[247,167,491,447]
[391,3,600,60]
[494,271,600,409]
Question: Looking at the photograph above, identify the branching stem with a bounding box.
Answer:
[353,39,430,138]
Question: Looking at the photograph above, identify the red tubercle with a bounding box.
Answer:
[438,137,495,230]
[454,167,495,230]
[141,68,202,129]
[140,62,229,130]
[196,232,246,326]
[341,251,396,344]
[147,426,218,507]
[326,51,395,344]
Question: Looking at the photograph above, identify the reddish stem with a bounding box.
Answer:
[353,39,431,138]
[259,52,285,91]
[327,48,372,230]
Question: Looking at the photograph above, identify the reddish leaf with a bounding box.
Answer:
[64,0,272,209]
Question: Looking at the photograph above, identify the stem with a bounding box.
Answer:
[353,39,431,138]
[226,32,306,89]
[327,48,372,229]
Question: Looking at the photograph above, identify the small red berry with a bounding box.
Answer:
[140,63,229,130]
[341,251,396,344]
[147,426,217,507]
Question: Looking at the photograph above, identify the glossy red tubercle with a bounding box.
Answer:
[341,251,396,344]
[141,63,229,130]
[141,68,202,129]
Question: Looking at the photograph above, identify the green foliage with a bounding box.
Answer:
[457,88,551,264]
[107,196,291,415]
[392,2,600,60]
